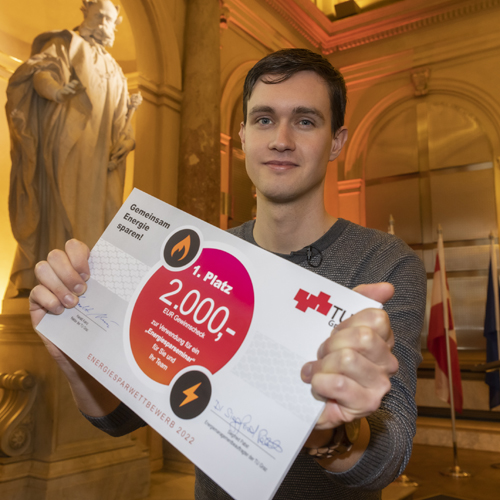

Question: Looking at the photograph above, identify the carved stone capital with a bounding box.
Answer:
[0,370,37,457]
[220,0,231,30]
[411,68,431,97]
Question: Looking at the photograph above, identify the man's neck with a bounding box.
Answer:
[253,196,337,255]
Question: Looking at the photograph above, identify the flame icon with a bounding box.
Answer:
[164,229,200,268]
[171,235,191,261]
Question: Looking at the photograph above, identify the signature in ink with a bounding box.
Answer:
[257,429,283,452]
[213,403,283,453]
[213,400,224,412]
[76,295,119,330]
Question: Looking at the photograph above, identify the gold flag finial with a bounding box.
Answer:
[388,214,395,235]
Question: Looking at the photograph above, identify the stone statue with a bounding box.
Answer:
[6,0,142,297]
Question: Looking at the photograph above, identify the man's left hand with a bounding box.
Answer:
[301,283,399,430]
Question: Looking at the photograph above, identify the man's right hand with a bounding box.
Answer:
[30,239,121,417]
[29,238,90,378]
[30,239,90,328]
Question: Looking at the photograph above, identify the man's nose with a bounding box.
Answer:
[269,123,295,151]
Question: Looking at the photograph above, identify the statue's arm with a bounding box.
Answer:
[33,71,84,104]
[108,92,143,170]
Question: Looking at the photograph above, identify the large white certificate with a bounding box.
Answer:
[37,188,381,500]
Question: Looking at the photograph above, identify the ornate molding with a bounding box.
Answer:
[137,75,183,112]
[340,28,500,90]
[411,67,431,97]
[0,370,37,457]
[125,71,140,94]
[221,60,257,133]
[0,50,21,81]
[338,178,364,194]
[220,132,232,147]
[220,0,231,31]
[260,0,325,47]
[225,0,297,52]
[263,0,500,54]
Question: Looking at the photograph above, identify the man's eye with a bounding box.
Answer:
[299,119,313,126]
[258,118,272,125]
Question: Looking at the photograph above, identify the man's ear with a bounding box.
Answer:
[329,127,348,162]
[238,122,246,153]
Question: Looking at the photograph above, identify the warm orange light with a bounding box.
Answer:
[0,77,17,303]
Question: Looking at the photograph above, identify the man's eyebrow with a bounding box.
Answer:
[248,105,326,122]
[248,105,275,116]
[293,106,325,121]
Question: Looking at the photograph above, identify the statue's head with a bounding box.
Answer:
[79,0,122,47]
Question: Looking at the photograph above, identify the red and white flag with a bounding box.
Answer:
[427,228,463,413]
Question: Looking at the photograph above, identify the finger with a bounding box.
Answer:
[34,258,79,310]
[353,282,394,304]
[37,243,87,304]
[65,239,90,283]
[318,344,398,385]
[314,400,344,429]
[318,321,396,362]
[315,393,380,430]
[311,372,391,424]
[47,248,87,296]
[325,308,394,347]
[29,284,64,328]
[302,339,398,386]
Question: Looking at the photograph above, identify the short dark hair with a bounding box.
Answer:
[242,48,347,133]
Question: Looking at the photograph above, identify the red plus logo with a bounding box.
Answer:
[294,289,333,316]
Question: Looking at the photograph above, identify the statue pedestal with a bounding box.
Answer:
[0,307,151,499]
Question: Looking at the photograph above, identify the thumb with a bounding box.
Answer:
[353,282,394,305]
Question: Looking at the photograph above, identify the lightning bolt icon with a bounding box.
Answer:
[180,382,202,407]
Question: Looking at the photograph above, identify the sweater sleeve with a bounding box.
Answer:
[82,402,147,437]
[325,247,426,490]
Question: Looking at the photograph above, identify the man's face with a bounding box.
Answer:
[239,71,345,206]
[83,1,118,47]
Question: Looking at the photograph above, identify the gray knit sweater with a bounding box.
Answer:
[86,218,427,500]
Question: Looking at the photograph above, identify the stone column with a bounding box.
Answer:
[220,132,232,229]
[177,0,221,226]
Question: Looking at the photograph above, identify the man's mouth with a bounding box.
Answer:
[264,160,298,169]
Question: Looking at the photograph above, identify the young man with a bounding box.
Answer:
[30,49,426,499]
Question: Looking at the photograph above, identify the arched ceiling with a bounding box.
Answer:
[0,0,136,70]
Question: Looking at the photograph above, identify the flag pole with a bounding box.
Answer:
[388,214,395,235]
[387,215,419,487]
[438,225,470,478]
[489,232,500,360]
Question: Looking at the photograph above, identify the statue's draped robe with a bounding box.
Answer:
[7,30,131,293]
